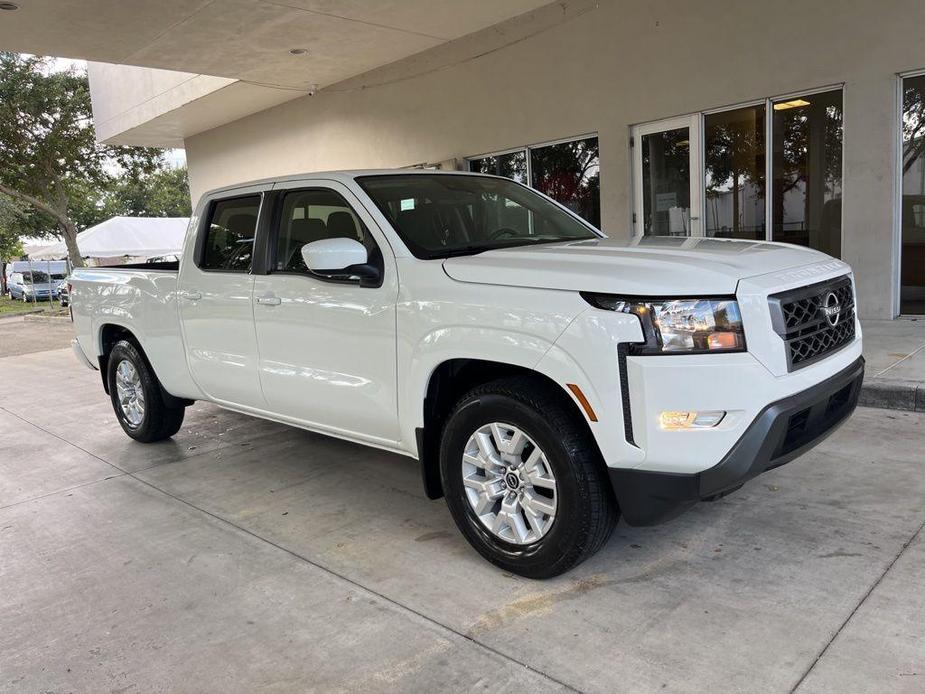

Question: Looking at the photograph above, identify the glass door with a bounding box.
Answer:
[633,115,702,236]
[901,74,925,314]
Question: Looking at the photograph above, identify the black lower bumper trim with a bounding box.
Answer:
[610,356,865,526]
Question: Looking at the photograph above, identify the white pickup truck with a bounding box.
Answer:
[70,170,864,578]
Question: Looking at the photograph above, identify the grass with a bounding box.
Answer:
[0,295,65,317]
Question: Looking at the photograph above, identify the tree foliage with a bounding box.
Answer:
[0,53,172,266]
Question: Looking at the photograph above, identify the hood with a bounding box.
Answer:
[442,236,839,295]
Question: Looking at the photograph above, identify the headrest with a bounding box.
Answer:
[327,211,358,238]
[289,218,327,242]
[226,214,256,235]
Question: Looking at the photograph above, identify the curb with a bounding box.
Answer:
[859,379,924,412]
[0,309,44,321]
[22,314,71,324]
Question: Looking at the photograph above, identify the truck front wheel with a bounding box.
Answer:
[107,340,185,443]
[439,376,618,578]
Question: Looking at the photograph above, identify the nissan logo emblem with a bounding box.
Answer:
[821,292,841,327]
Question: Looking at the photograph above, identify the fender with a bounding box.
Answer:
[402,325,558,449]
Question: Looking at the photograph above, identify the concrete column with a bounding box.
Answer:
[842,71,899,318]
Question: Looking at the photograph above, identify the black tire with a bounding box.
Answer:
[439,376,618,579]
[107,339,186,443]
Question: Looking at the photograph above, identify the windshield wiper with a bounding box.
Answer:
[434,237,574,259]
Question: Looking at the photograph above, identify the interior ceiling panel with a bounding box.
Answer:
[0,0,552,89]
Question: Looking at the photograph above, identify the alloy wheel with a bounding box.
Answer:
[461,422,557,544]
[115,359,145,428]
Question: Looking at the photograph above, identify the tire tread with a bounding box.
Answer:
[444,375,618,578]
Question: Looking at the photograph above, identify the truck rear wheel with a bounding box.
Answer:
[107,340,185,443]
[439,376,618,579]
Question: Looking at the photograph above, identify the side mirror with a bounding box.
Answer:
[301,238,368,272]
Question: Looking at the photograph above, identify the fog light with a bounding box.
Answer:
[659,410,726,430]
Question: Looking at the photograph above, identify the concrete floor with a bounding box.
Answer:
[2,334,925,692]
[862,318,925,383]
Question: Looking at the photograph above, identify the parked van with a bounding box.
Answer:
[4,260,68,299]
[7,270,56,302]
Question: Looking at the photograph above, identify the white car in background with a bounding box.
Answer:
[68,170,864,577]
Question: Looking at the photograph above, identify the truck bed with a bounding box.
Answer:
[69,265,194,399]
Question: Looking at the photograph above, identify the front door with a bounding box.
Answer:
[632,115,703,237]
[252,181,400,445]
[178,188,266,409]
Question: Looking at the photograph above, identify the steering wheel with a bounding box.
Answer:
[489,227,520,240]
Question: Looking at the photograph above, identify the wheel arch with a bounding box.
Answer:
[417,358,600,500]
[97,323,192,408]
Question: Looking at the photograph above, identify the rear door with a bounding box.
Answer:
[177,186,267,408]
[251,180,400,444]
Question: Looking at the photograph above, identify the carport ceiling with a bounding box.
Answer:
[0,0,552,89]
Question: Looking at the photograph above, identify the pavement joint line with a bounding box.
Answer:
[0,474,128,513]
[0,404,584,694]
[874,340,925,377]
[789,513,925,693]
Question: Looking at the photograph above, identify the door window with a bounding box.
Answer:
[273,188,380,275]
[632,116,701,237]
[199,195,261,272]
[640,127,692,235]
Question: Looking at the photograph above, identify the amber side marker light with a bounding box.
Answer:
[566,384,598,422]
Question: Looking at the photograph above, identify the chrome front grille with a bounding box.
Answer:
[769,276,856,371]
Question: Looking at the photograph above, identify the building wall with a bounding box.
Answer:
[183,0,925,318]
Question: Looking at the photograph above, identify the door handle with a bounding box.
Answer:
[255,295,281,306]
[179,290,202,300]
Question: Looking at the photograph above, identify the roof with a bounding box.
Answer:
[199,168,497,199]
[29,216,189,260]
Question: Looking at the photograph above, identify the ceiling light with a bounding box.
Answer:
[0,2,20,10]
[773,99,811,111]
[289,48,309,55]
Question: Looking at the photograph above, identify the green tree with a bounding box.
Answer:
[0,53,163,267]
[0,196,26,293]
[105,166,192,218]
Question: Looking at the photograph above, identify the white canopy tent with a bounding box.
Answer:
[28,216,189,261]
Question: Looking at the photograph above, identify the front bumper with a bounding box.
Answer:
[610,356,864,526]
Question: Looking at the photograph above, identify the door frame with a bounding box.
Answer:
[632,114,703,237]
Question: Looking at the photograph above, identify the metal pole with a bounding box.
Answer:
[27,256,36,308]
[47,259,53,313]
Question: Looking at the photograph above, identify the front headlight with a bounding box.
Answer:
[581,293,746,355]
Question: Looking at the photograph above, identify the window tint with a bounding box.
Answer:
[274,189,377,273]
[200,195,261,272]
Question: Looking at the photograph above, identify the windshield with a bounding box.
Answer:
[23,271,50,284]
[357,174,598,259]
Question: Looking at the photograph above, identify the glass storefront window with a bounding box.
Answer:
[901,75,925,314]
[468,135,601,228]
[771,89,843,257]
[704,105,766,240]
[529,137,601,228]
[468,151,527,184]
